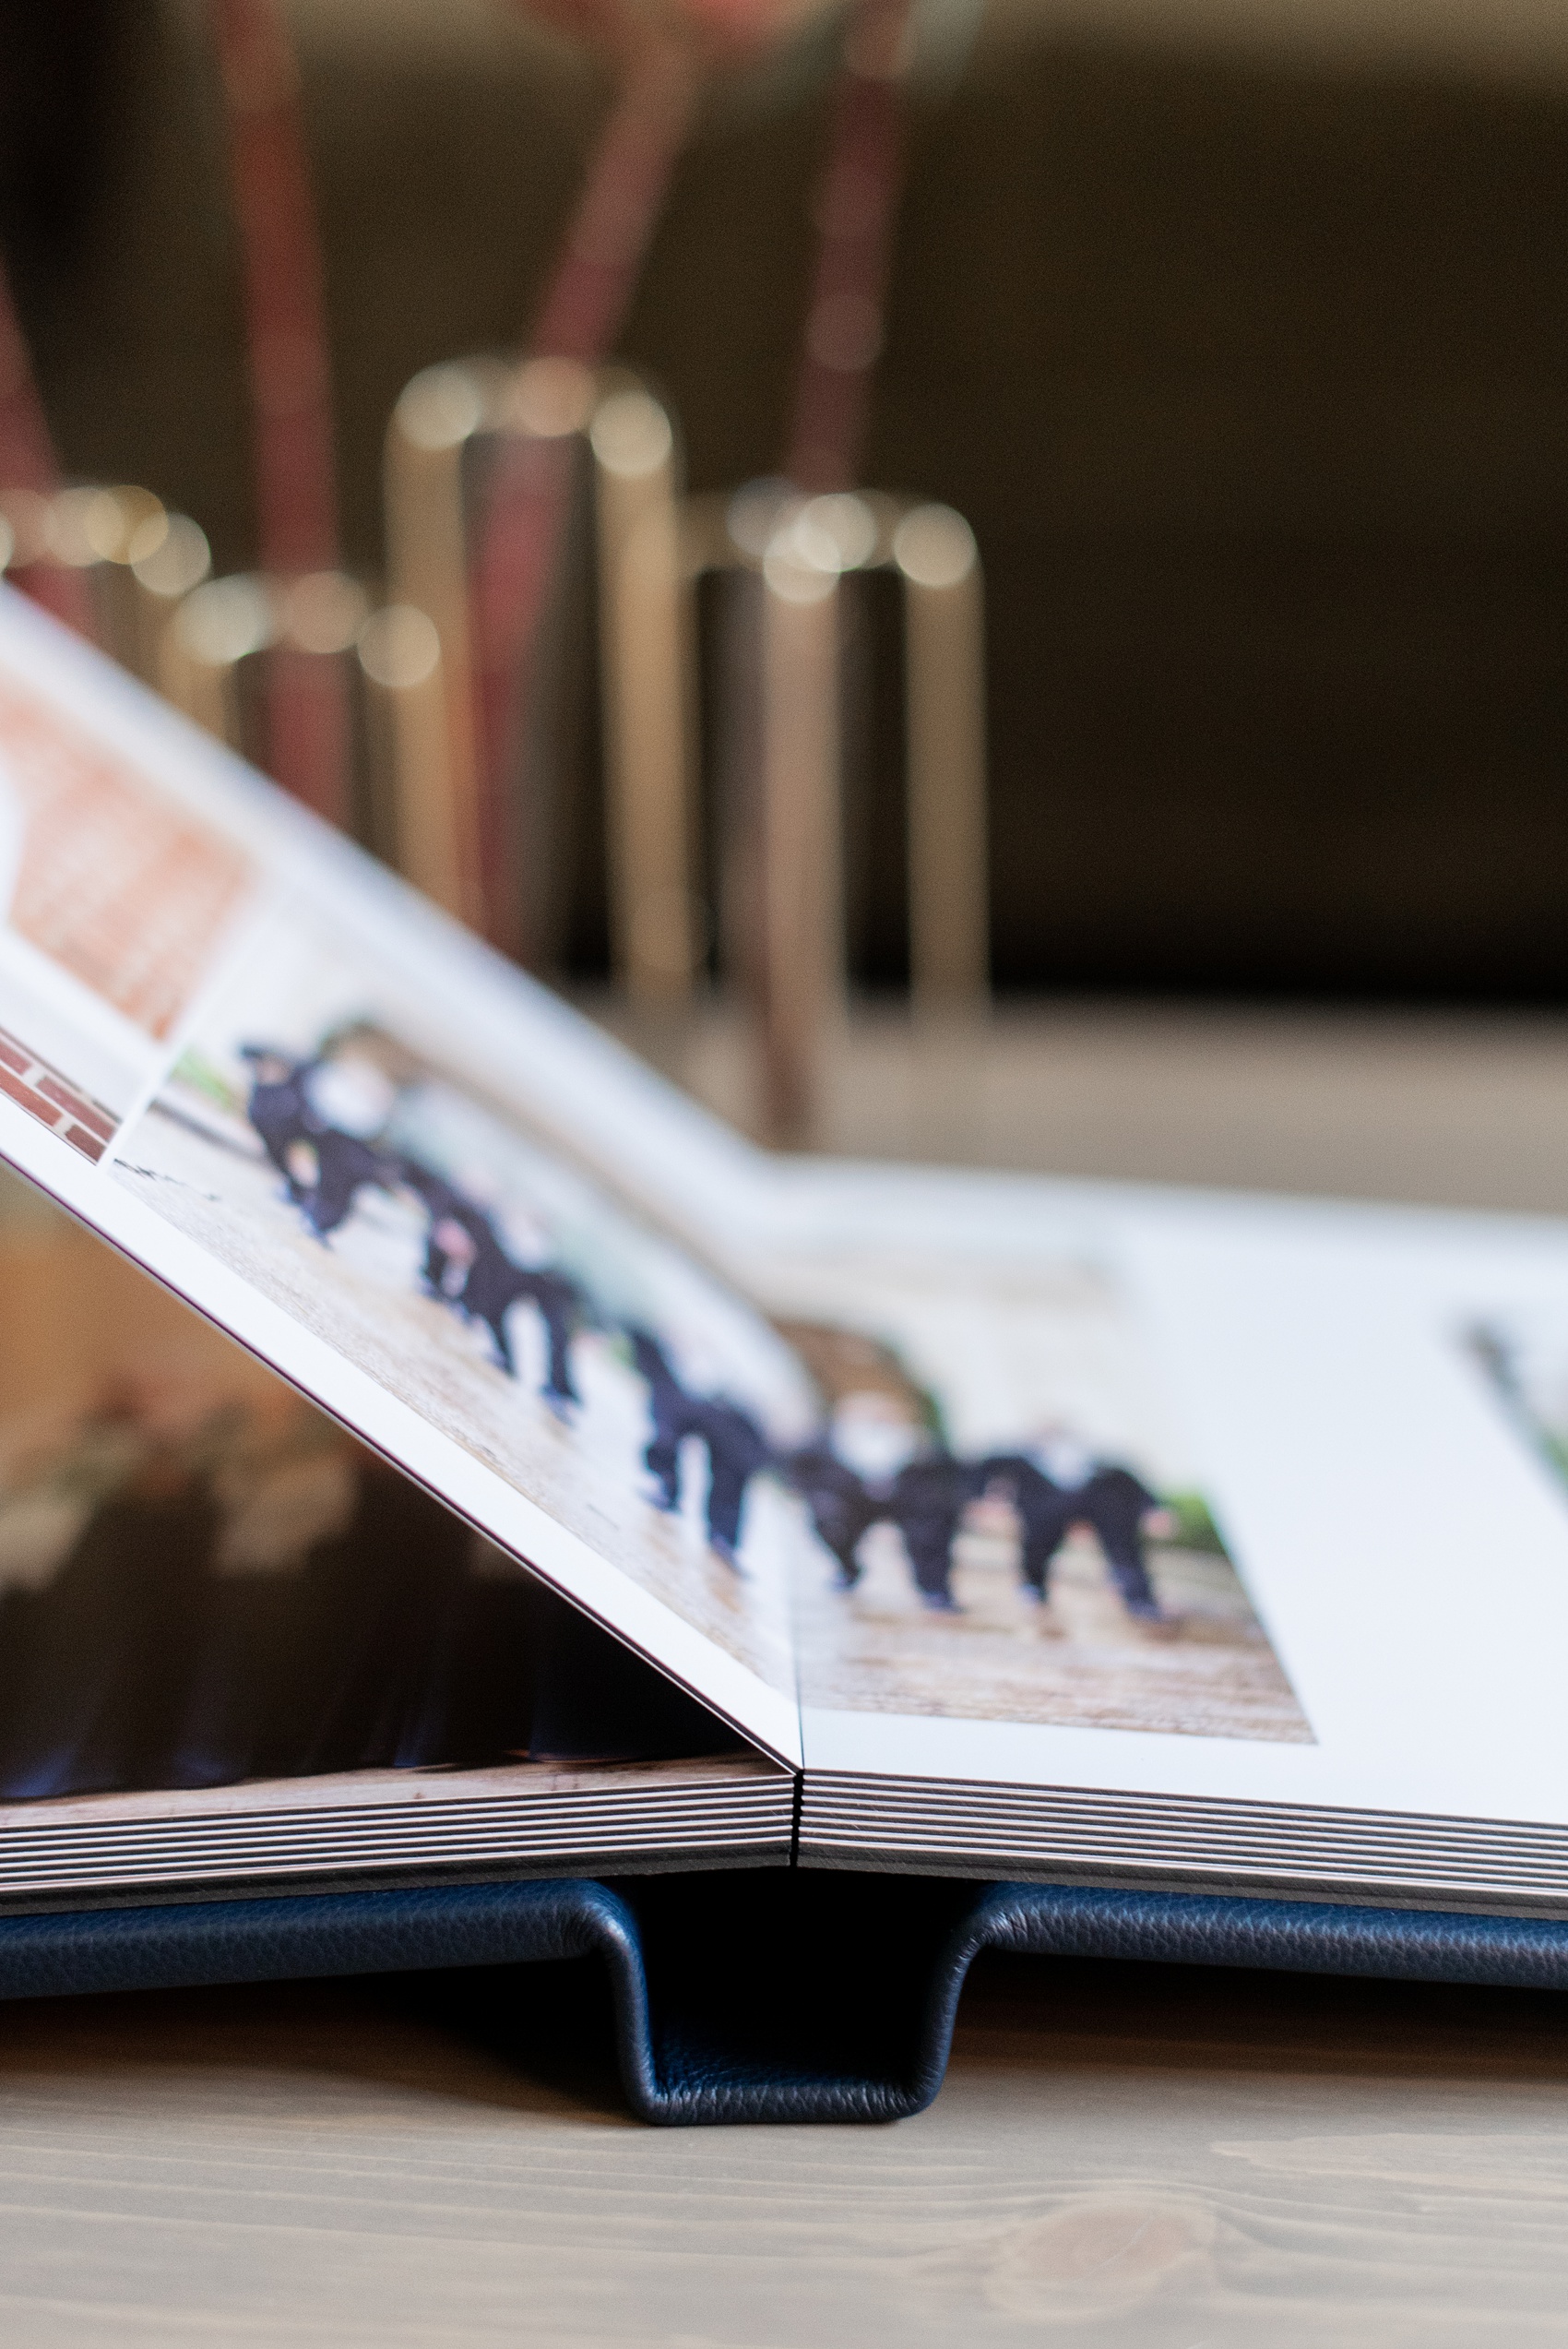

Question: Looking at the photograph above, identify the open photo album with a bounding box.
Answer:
[4,580,1568,1917]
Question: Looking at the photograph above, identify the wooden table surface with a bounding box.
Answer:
[13,1001,1568,2347]
[6,1953,1568,2344]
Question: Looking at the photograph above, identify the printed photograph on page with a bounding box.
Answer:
[0,649,801,1713]
[762,1248,1313,1743]
[108,906,816,1695]
[0,662,253,1158]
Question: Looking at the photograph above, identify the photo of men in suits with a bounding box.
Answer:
[774,1301,1308,1744]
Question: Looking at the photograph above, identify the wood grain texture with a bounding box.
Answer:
[2,1954,1568,2343]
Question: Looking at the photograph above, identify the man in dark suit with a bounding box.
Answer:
[628,1330,772,1568]
[239,1043,324,1202]
[789,1407,978,1611]
[401,1161,582,1410]
[784,1444,884,1589]
[982,1444,1170,1622]
[888,1452,985,1612]
[398,1162,502,1299]
[299,1127,399,1239]
[1076,1463,1170,1621]
[978,1452,1078,1603]
[239,1043,398,1240]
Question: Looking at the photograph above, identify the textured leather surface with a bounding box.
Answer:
[901,1885,1568,2122]
[0,1881,666,2116]
[6,1875,1568,2125]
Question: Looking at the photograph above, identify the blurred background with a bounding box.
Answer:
[6,0,1568,1191]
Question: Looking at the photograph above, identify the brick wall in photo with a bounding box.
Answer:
[0,1024,118,1162]
[0,674,252,1039]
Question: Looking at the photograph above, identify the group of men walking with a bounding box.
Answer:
[240,1047,1171,1622]
[786,1437,1169,1619]
[243,1045,583,1415]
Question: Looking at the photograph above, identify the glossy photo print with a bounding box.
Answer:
[766,1250,1313,1743]
[0,660,255,1159]
[110,907,817,1699]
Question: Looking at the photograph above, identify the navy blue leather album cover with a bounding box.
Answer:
[8,1871,1568,2126]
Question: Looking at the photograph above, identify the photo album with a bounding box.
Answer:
[3,578,1568,1918]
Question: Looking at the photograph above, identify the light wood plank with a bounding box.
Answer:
[0,1955,1566,2343]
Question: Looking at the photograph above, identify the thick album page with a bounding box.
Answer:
[0,586,813,1766]
[0,1174,790,1897]
[758,1164,1568,1898]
